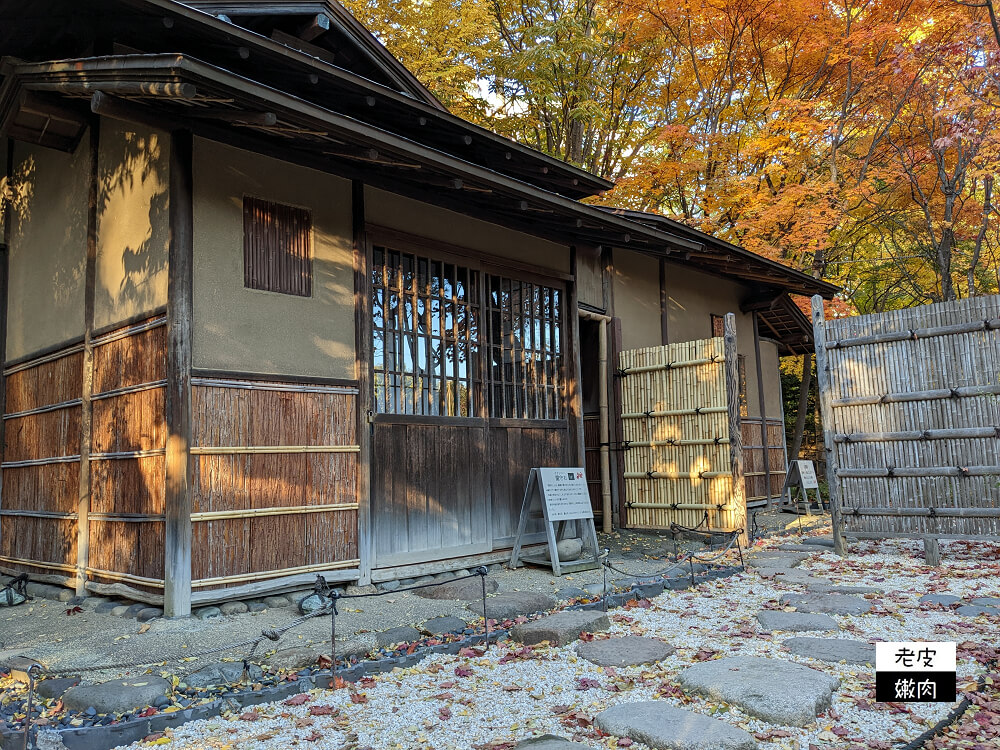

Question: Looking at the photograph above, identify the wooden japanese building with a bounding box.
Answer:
[0,0,836,616]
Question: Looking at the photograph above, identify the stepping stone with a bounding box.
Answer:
[972,597,1000,606]
[784,637,875,665]
[755,568,829,585]
[756,611,839,632]
[920,594,961,606]
[469,592,557,621]
[776,544,822,552]
[36,677,79,700]
[780,593,873,615]
[957,604,1000,617]
[184,662,262,688]
[555,587,588,600]
[513,734,594,749]
[576,636,674,667]
[510,610,609,647]
[63,677,171,715]
[747,556,805,570]
[807,584,881,595]
[678,656,840,727]
[376,626,422,647]
[802,537,835,548]
[414,576,498,601]
[595,701,758,750]
[421,616,468,635]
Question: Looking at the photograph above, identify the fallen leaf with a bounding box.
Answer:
[284,693,311,706]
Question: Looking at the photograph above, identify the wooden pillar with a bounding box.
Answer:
[76,121,100,596]
[658,258,668,345]
[164,130,194,617]
[352,180,373,584]
[811,295,845,556]
[751,311,772,507]
[0,139,12,507]
[723,313,748,541]
[568,247,585,468]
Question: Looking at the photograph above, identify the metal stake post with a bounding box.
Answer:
[477,567,489,649]
[330,592,339,683]
[23,663,40,750]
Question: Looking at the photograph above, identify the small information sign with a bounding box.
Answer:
[780,459,824,514]
[509,467,600,576]
[795,460,819,489]
[875,642,956,702]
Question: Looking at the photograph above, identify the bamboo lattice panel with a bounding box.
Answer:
[822,296,1000,539]
[619,338,741,531]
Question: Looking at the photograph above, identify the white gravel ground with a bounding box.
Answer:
[114,535,1000,750]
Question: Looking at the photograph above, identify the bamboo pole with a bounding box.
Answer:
[837,466,1000,478]
[829,317,1000,349]
[619,356,724,375]
[191,503,359,521]
[190,445,360,455]
[622,406,727,419]
[624,470,730,479]
[834,426,1000,442]
[191,559,361,588]
[844,507,1000,517]
[833,384,1000,408]
[812,295,845,555]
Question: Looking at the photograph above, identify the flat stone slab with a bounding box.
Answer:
[784,637,875,665]
[576,636,674,667]
[513,734,595,749]
[267,646,322,671]
[377,626,422,647]
[756,611,839,632]
[957,604,1000,617]
[63,677,171,715]
[747,553,807,570]
[470,592,557,621]
[421,615,468,635]
[780,593,873,615]
[807,584,881,595]
[776,544,823,552]
[184,662,262,688]
[920,594,961,606]
[802,537,835,548]
[972,597,1000,606]
[754,568,828,585]
[678,656,840,727]
[595,701,758,750]
[413,577,498,600]
[510,610,609,646]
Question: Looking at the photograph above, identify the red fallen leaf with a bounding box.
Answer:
[143,734,165,742]
[359,677,376,688]
[551,705,573,715]
[135,707,156,718]
[503,685,522,692]
[305,729,323,742]
[575,677,601,690]
[239,711,260,721]
[617,739,634,747]
[350,691,368,704]
[284,693,311,706]
[459,647,484,657]
[832,726,849,737]
[316,655,332,669]
[309,704,338,716]
[65,606,83,616]
[439,681,456,689]
[331,676,349,689]
[438,706,452,720]
[454,666,473,677]
[578,632,596,642]
[434,692,455,700]
[694,648,719,662]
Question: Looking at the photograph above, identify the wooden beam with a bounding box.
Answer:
[298,13,332,42]
[723,313,748,543]
[191,109,278,126]
[811,295,845,556]
[0,139,11,523]
[163,129,194,617]
[352,179,373,585]
[751,311,772,508]
[76,120,100,597]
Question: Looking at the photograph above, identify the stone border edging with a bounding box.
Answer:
[0,567,742,750]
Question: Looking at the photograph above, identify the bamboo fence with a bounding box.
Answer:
[618,334,746,533]
[813,294,1000,550]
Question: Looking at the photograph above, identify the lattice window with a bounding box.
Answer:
[485,275,564,420]
[243,196,313,296]
[372,247,479,417]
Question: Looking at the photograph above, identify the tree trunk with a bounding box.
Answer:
[789,353,812,460]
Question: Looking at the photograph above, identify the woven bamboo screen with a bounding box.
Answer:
[619,337,744,532]
[814,295,1000,542]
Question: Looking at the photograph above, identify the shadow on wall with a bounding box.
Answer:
[96,128,169,326]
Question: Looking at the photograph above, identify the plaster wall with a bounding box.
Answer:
[611,249,661,351]
[94,119,170,330]
[192,138,355,380]
[5,138,90,361]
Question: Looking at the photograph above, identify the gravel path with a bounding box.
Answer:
[106,533,999,750]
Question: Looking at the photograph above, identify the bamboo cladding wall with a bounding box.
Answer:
[741,417,787,506]
[619,337,745,532]
[190,379,360,589]
[815,295,1000,541]
[1,348,83,580]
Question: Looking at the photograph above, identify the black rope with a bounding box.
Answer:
[898,659,998,750]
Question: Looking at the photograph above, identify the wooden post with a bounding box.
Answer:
[923,537,941,566]
[352,179,373,584]
[568,247,585,468]
[76,121,100,596]
[811,295,845,556]
[723,314,748,542]
[0,139,12,511]
[751,311,772,507]
[164,130,194,617]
